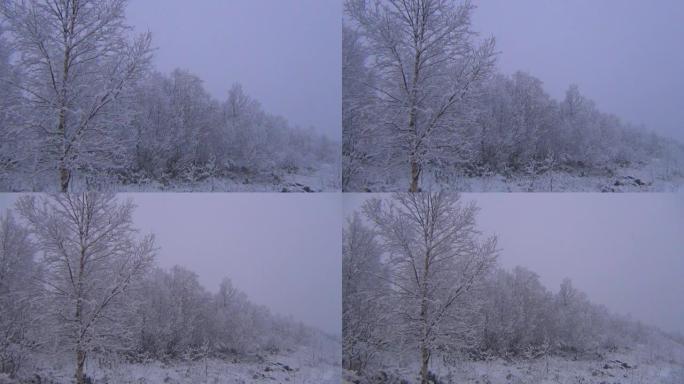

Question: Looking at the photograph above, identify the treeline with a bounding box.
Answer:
[342,1,684,191]
[0,195,327,381]
[136,266,322,360]
[0,1,338,191]
[342,193,674,380]
[123,71,338,187]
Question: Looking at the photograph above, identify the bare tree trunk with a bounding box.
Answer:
[420,245,431,384]
[58,0,75,193]
[75,349,86,384]
[410,160,421,192]
[59,164,70,192]
[407,30,422,193]
[420,342,430,384]
[75,244,86,384]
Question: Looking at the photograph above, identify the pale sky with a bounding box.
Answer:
[472,0,684,141]
[0,193,343,335]
[126,0,341,138]
[345,193,684,335]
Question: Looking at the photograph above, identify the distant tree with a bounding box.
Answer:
[342,213,388,372]
[0,28,27,183]
[0,212,38,377]
[342,26,378,190]
[16,193,155,384]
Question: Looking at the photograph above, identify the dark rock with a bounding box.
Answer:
[303,186,313,192]
[281,188,288,192]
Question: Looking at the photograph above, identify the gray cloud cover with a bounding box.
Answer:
[126,0,341,138]
[472,0,684,141]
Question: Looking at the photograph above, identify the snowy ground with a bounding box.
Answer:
[0,163,341,192]
[16,346,340,384]
[358,161,683,192]
[113,164,341,192]
[346,342,684,384]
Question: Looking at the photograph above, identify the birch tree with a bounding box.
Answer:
[342,213,388,372]
[363,192,497,383]
[346,0,496,191]
[0,212,38,377]
[342,26,379,190]
[16,193,155,384]
[0,0,152,191]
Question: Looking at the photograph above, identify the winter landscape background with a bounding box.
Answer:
[0,0,341,192]
[0,193,342,383]
[343,0,684,192]
[343,192,684,383]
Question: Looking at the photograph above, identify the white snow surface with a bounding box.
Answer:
[359,161,683,192]
[345,340,684,384]
[2,163,341,192]
[19,346,340,384]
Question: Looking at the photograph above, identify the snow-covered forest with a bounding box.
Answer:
[0,194,341,384]
[343,192,684,383]
[342,0,684,192]
[0,0,339,192]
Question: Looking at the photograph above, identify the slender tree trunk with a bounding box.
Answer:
[419,298,430,384]
[59,164,70,192]
[420,246,431,384]
[58,0,75,193]
[410,160,421,192]
[75,244,86,384]
[75,349,86,384]
[407,33,422,193]
[420,342,430,384]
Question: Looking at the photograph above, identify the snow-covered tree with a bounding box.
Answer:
[363,192,497,383]
[342,26,379,190]
[0,213,39,377]
[16,193,156,384]
[0,0,153,191]
[346,0,496,191]
[342,213,388,372]
[0,28,26,184]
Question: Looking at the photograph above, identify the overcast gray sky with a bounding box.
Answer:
[345,193,684,335]
[0,193,342,336]
[472,0,684,142]
[126,0,341,139]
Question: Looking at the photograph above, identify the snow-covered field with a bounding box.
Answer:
[14,346,340,384]
[359,161,683,192]
[0,163,341,192]
[344,342,684,384]
[113,165,341,193]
